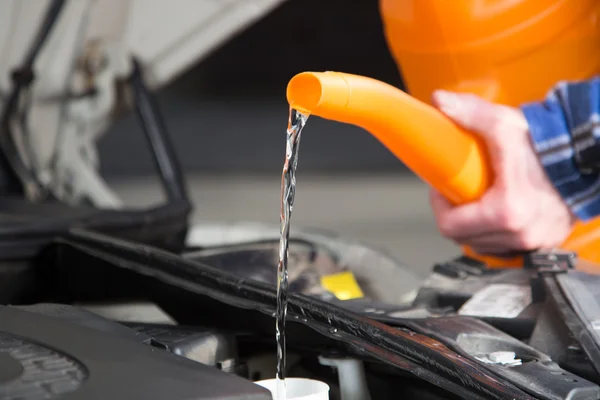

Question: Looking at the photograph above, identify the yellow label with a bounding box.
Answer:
[320,271,364,300]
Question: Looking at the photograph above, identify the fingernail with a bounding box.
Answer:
[433,90,461,118]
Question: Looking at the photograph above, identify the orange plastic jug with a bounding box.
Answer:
[379,0,600,106]
[286,71,600,268]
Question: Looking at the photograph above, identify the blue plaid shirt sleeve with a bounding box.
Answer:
[521,77,600,221]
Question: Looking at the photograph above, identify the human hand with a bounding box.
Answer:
[428,90,576,255]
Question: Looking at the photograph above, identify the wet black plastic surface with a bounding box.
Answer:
[48,228,549,400]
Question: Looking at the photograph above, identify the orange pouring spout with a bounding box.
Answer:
[286,71,492,205]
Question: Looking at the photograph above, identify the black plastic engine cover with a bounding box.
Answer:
[0,305,270,400]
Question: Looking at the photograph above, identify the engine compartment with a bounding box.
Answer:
[3,223,600,400]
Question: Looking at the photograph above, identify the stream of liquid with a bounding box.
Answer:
[275,107,309,400]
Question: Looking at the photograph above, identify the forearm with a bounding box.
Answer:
[521,77,600,220]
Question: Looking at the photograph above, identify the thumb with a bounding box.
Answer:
[431,90,510,140]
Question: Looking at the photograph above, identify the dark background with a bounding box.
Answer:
[99,0,412,178]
